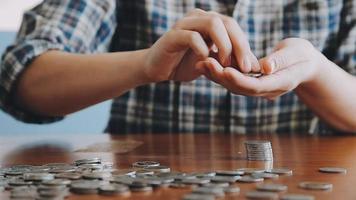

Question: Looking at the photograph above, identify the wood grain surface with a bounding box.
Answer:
[0,132,355,199]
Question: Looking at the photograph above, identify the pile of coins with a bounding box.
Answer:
[245,140,273,161]
[0,140,347,200]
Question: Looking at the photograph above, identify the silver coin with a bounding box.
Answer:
[128,182,153,192]
[135,169,155,176]
[236,168,265,174]
[244,72,263,78]
[112,169,136,176]
[182,178,211,185]
[74,158,101,166]
[215,170,244,176]
[98,184,129,196]
[280,194,315,200]
[55,172,82,180]
[251,172,279,179]
[193,186,224,197]
[132,161,160,168]
[246,191,279,200]
[70,180,101,194]
[145,165,171,173]
[82,171,111,180]
[318,167,347,174]
[266,168,293,176]
[182,193,216,200]
[224,186,240,194]
[256,183,288,192]
[202,182,229,188]
[237,176,264,183]
[23,173,54,181]
[42,179,71,186]
[210,175,240,183]
[169,183,192,189]
[299,181,332,190]
[8,179,33,186]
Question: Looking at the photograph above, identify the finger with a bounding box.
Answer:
[174,16,232,66]
[167,30,209,59]
[197,57,226,84]
[259,46,309,74]
[211,12,260,73]
[222,67,296,95]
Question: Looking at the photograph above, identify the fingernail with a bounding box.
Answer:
[270,59,277,73]
[212,44,218,53]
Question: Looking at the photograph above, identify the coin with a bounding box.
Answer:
[74,158,101,166]
[246,191,279,200]
[237,176,264,183]
[266,168,293,176]
[215,170,244,176]
[145,165,171,173]
[183,193,215,200]
[132,161,160,168]
[224,186,240,194]
[298,181,333,190]
[192,186,225,197]
[318,167,347,174]
[98,184,129,196]
[70,180,101,194]
[251,172,279,179]
[244,140,273,161]
[280,194,315,200]
[256,183,288,192]
[210,175,241,183]
[244,72,263,78]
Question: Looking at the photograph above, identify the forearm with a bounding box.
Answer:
[15,50,150,116]
[296,56,356,132]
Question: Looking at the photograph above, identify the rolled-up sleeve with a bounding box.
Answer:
[0,0,117,123]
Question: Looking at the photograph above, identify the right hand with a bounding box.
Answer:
[143,9,259,82]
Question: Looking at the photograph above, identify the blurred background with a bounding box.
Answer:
[0,0,111,134]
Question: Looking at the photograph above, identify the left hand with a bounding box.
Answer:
[197,38,325,100]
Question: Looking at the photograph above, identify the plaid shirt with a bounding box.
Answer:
[0,0,355,134]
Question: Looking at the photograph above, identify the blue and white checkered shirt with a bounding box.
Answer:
[1,0,355,134]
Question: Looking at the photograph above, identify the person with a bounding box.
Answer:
[0,0,355,134]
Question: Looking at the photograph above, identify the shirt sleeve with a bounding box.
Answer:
[318,0,356,134]
[0,0,117,123]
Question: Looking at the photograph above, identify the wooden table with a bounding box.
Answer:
[0,132,356,199]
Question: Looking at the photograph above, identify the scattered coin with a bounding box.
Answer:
[319,167,347,174]
[246,191,279,200]
[132,161,160,168]
[224,186,240,194]
[215,170,244,176]
[251,172,279,179]
[74,158,101,166]
[280,194,315,200]
[256,183,288,192]
[145,165,171,173]
[211,175,240,183]
[266,168,293,176]
[299,181,333,190]
[237,176,264,183]
[192,186,225,197]
[98,184,130,196]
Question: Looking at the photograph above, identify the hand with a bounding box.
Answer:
[143,9,259,82]
[198,38,324,99]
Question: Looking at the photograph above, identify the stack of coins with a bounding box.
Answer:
[244,140,273,161]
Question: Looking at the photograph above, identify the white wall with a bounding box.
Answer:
[0,0,42,31]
